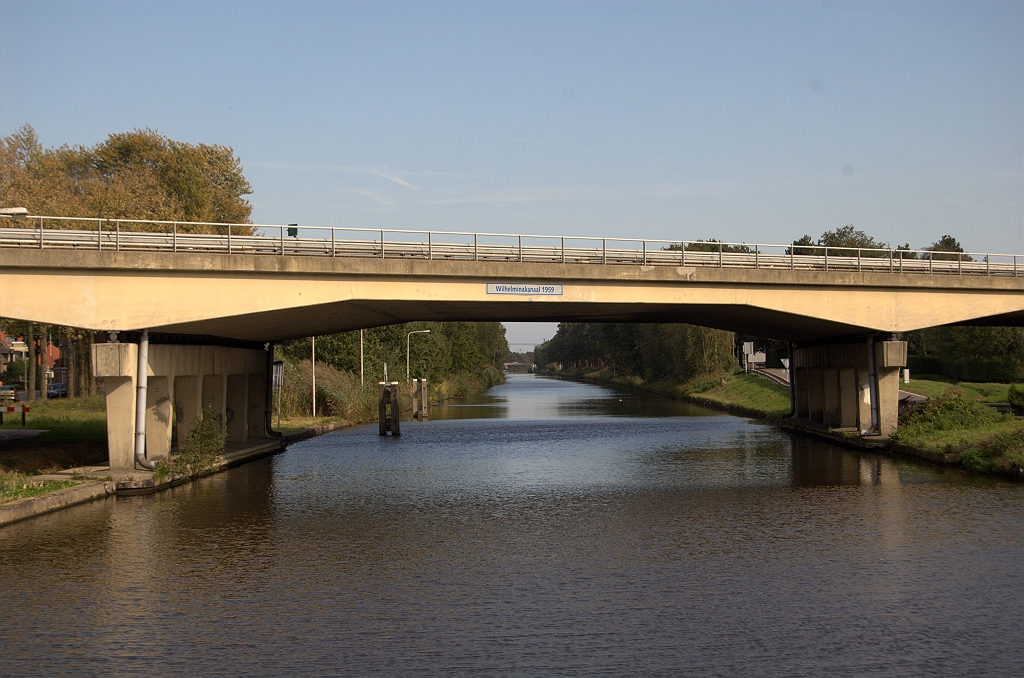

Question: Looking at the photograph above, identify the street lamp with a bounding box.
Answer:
[407,329,430,381]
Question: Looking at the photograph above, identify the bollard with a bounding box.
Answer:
[378,382,401,436]
[411,380,419,422]
[390,385,401,436]
[419,378,428,421]
[415,379,428,421]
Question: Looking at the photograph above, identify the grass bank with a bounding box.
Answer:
[893,390,1024,479]
[539,368,791,421]
[0,470,79,503]
[900,378,1015,403]
[0,395,107,442]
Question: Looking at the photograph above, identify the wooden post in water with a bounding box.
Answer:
[413,379,428,421]
[390,385,401,436]
[378,381,401,436]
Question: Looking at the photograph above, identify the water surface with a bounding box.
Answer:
[1,374,1021,676]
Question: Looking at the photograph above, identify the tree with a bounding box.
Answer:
[922,235,972,262]
[0,125,253,231]
[788,225,888,257]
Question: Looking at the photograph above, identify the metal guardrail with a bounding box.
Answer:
[0,215,1019,277]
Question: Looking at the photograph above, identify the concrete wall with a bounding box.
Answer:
[93,343,269,472]
[792,339,907,437]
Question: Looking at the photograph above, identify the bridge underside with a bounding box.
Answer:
[153,299,875,344]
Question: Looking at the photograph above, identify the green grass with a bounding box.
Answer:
[690,373,792,420]
[0,471,79,503]
[893,390,1024,478]
[0,395,107,442]
[900,378,1016,403]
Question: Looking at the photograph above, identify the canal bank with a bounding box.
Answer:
[0,419,355,528]
[538,368,1024,479]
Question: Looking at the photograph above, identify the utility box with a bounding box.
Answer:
[92,343,135,377]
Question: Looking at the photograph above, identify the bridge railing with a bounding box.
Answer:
[0,215,1019,277]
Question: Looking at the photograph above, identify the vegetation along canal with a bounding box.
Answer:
[2,374,1022,675]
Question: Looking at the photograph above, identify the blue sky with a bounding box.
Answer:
[2,1,1022,347]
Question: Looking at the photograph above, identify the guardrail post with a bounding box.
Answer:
[790,246,794,269]
[115,220,120,251]
[97,219,102,251]
[755,244,759,269]
[986,255,990,275]
[474,233,478,261]
[429,232,433,260]
[824,247,828,271]
[227,224,232,254]
[642,240,647,265]
[38,217,43,250]
[1015,255,1018,277]
[280,225,285,255]
[518,235,522,262]
[958,252,962,275]
[173,222,177,252]
[603,238,607,264]
[899,250,903,273]
[889,249,893,273]
[680,242,685,266]
[929,250,933,273]
[719,241,723,268]
[380,230,385,258]
[561,237,565,263]
[331,228,336,257]
[857,248,861,272]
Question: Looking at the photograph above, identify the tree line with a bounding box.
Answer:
[279,321,509,385]
[534,322,735,384]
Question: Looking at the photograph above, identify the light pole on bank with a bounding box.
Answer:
[407,330,430,381]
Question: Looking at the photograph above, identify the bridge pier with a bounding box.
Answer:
[93,339,271,473]
[791,337,907,437]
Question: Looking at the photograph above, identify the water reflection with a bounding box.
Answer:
[433,374,720,420]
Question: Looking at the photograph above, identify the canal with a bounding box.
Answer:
[1,373,1022,675]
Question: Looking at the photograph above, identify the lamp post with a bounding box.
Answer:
[407,330,430,381]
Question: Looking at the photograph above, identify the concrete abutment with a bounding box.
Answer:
[93,341,271,473]
[791,337,907,437]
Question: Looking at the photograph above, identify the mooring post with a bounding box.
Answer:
[378,381,401,435]
[390,385,401,436]
[411,379,419,420]
[420,379,428,421]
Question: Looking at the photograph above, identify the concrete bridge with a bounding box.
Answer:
[2,215,1022,472]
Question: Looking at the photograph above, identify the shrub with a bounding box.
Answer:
[1007,384,1024,410]
[892,388,1004,442]
[959,431,1024,478]
[171,408,226,477]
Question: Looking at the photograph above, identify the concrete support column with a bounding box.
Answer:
[793,338,907,438]
[174,375,200,447]
[226,374,247,443]
[92,342,138,472]
[202,375,225,424]
[145,376,172,462]
[247,374,267,440]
